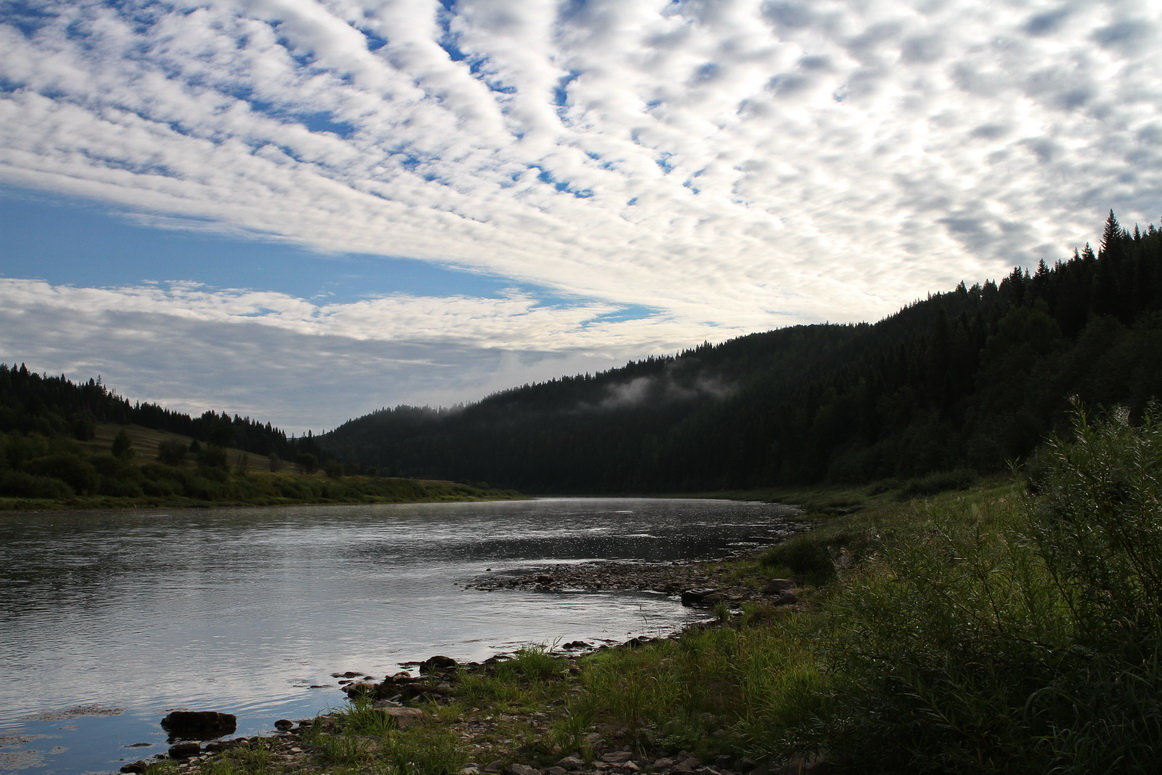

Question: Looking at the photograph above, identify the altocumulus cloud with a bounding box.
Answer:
[1,0,1161,429]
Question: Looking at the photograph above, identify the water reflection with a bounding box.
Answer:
[0,498,799,774]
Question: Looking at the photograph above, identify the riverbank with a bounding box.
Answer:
[0,474,524,513]
[128,541,821,775]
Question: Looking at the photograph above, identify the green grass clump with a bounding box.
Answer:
[300,701,466,775]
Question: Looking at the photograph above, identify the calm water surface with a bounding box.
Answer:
[0,498,800,774]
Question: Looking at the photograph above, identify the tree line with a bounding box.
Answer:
[320,211,1162,493]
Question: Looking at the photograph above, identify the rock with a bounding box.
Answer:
[561,641,590,651]
[274,719,294,731]
[601,752,634,764]
[545,767,569,775]
[763,579,794,594]
[556,756,586,770]
[374,706,425,729]
[674,756,701,773]
[343,682,380,698]
[160,711,237,740]
[120,761,148,773]
[680,588,722,606]
[420,655,459,675]
[772,591,798,606]
[167,742,201,760]
[509,765,541,775]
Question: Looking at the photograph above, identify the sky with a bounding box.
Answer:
[1,0,1160,433]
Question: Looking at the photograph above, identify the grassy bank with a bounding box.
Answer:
[143,406,1162,774]
[0,473,522,512]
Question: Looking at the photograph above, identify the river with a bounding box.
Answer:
[0,497,801,774]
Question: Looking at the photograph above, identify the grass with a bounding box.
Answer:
[164,405,1162,775]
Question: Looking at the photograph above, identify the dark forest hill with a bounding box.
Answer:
[321,211,1162,492]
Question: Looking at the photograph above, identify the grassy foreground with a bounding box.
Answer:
[148,406,1162,774]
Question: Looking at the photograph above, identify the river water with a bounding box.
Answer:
[0,498,801,774]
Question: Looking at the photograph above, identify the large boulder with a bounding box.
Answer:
[160,710,237,740]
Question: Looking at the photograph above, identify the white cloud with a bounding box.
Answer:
[2,0,1161,426]
[0,277,748,429]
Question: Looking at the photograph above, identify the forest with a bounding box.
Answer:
[320,211,1162,493]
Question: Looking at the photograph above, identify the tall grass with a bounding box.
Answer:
[811,405,1162,772]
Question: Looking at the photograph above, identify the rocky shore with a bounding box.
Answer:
[125,526,822,775]
[466,555,803,608]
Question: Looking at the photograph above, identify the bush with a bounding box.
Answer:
[0,469,74,499]
[809,405,1162,773]
[22,453,98,495]
[157,440,188,466]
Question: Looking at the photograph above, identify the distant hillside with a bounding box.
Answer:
[321,211,1162,493]
[0,365,517,507]
[0,364,306,460]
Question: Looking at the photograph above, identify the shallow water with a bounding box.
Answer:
[0,497,799,774]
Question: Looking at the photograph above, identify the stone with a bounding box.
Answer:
[772,591,798,606]
[375,706,425,729]
[680,588,721,606]
[420,655,459,675]
[343,682,380,698]
[160,711,237,740]
[509,765,541,775]
[762,579,794,594]
[601,752,634,764]
[167,742,201,760]
[119,761,148,773]
[556,756,586,770]
[274,719,294,731]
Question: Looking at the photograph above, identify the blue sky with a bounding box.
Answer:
[1,0,1160,432]
[1,186,545,301]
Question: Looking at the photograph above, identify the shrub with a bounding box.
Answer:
[22,453,98,495]
[809,405,1162,773]
[157,440,188,466]
[0,469,74,499]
